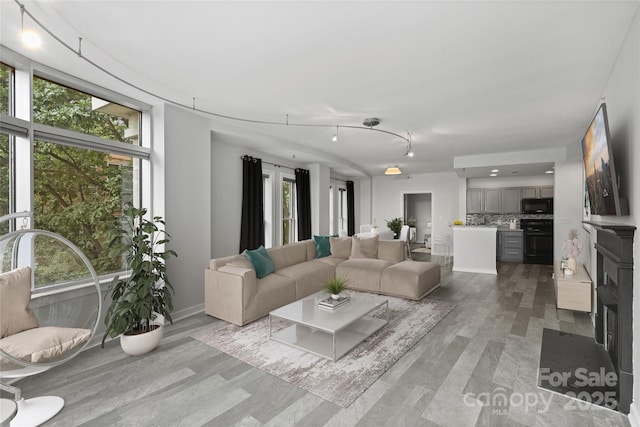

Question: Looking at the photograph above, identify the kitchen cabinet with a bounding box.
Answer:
[483,189,502,213]
[522,186,553,198]
[467,185,554,214]
[497,230,523,262]
[502,187,521,213]
[466,188,483,213]
[540,186,554,198]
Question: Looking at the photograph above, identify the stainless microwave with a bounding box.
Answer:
[521,198,553,214]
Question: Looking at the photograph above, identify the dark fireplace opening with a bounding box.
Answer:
[604,306,618,370]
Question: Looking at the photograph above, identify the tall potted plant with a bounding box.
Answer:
[102,204,177,356]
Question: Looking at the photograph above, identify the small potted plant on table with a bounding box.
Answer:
[325,277,348,300]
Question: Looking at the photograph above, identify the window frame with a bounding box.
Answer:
[1,55,151,288]
[281,174,297,246]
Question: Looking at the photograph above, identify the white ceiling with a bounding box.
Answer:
[1,1,638,178]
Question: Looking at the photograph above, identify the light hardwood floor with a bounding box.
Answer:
[6,258,631,426]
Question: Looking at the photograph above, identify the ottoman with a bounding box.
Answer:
[380,261,441,300]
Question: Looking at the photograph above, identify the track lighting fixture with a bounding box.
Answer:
[20,4,41,49]
[332,125,338,142]
[403,132,414,157]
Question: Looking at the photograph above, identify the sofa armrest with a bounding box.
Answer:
[204,266,258,326]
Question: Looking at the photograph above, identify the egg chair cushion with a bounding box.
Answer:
[0,267,39,338]
[0,326,91,369]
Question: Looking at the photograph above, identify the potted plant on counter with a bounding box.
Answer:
[102,204,178,356]
[385,217,403,239]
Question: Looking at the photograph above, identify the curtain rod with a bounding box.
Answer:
[240,156,296,171]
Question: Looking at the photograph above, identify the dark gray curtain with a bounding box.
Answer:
[295,168,311,241]
[239,156,264,252]
[347,180,355,236]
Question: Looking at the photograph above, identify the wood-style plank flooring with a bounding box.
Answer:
[5,256,631,426]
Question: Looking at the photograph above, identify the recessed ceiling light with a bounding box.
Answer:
[491,169,499,173]
[490,173,497,177]
[545,170,554,174]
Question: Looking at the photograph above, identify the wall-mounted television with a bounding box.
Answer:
[581,103,625,216]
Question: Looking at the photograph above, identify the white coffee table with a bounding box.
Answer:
[269,292,388,361]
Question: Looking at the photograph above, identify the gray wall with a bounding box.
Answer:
[156,104,212,320]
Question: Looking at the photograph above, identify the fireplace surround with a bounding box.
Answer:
[585,221,636,414]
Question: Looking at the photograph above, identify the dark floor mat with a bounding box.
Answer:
[538,328,618,411]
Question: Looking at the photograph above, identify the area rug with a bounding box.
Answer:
[538,328,618,411]
[191,293,455,407]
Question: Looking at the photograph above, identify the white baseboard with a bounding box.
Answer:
[171,303,204,322]
[452,267,497,275]
[85,303,204,350]
[629,402,640,427]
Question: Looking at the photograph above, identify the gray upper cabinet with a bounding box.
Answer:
[468,185,554,214]
[521,187,538,198]
[502,187,522,213]
[522,186,553,198]
[539,186,554,198]
[483,188,502,213]
[467,188,483,213]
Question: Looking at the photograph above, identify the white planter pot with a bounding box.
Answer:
[120,324,163,356]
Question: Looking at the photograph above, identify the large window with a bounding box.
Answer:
[338,187,347,233]
[0,63,10,114]
[263,173,273,248]
[282,177,297,245]
[33,77,140,145]
[1,61,147,286]
[1,64,13,235]
[0,133,10,236]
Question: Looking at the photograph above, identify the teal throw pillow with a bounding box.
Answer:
[245,245,275,279]
[314,235,331,258]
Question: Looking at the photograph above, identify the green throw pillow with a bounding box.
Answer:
[245,245,275,279]
[313,235,338,258]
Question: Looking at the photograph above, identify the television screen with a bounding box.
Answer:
[581,103,621,216]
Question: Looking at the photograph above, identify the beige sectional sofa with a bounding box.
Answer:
[204,236,441,326]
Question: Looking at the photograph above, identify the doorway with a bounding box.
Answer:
[403,193,432,248]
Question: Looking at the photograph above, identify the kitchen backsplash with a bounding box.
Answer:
[466,213,554,227]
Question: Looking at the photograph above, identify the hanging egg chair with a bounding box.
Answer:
[0,212,102,426]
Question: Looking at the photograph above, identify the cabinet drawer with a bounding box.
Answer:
[503,237,523,248]
[501,248,523,262]
[556,282,591,311]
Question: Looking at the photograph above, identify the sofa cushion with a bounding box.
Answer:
[278,261,336,299]
[245,246,276,279]
[381,261,441,300]
[330,237,352,258]
[350,235,379,259]
[312,256,346,268]
[244,273,296,323]
[377,240,405,263]
[0,326,91,367]
[313,235,332,258]
[268,241,309,270]
[336,258,393,293]
[0,267,39,338]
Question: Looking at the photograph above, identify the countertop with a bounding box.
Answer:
[454,225,522,232]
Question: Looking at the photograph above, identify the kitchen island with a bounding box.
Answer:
[452,225,497,275]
